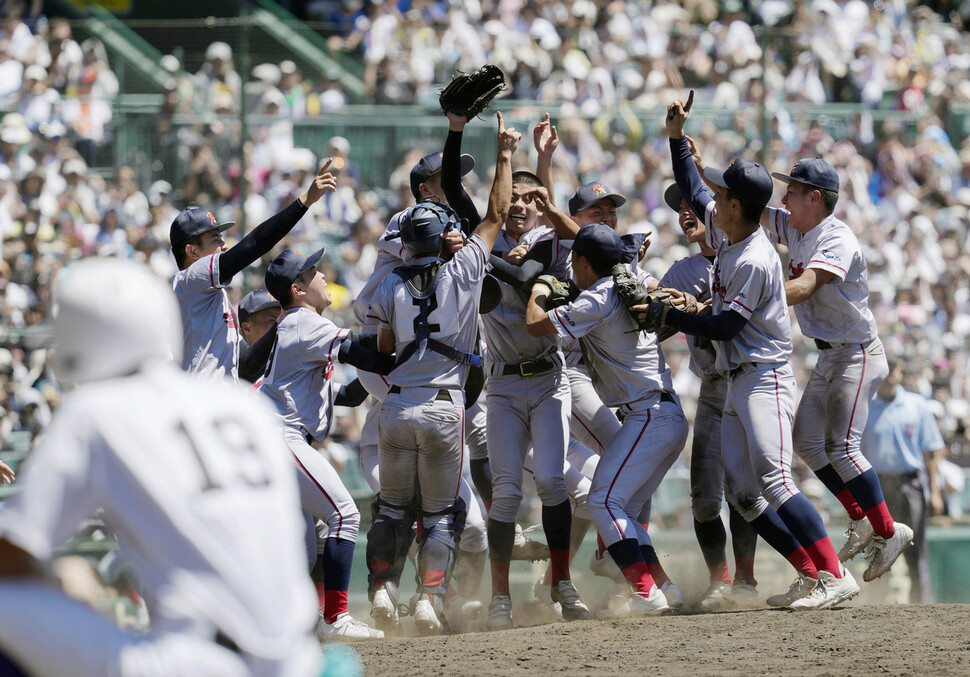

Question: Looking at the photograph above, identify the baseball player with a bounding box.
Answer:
[365,112,517,636]
[0,258,321,677]
[353,140,496,633]
[260,248,393,640]
[237,289,282,385]
[511,180,687,608]
[525,222,688,615]
[651,94,858,610]
[763,159,913,582]
[660,183,760,610]
[479,167,590,629]
[171,161,335,381]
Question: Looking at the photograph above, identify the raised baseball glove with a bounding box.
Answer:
[439,64,508,119]
[535,274,579,309]
[613,263,679,337]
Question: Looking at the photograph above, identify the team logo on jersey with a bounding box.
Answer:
[223,312,237,329]
[591,184,607,197]
[323,360,334,381]
[207,211,217,225]
[788,261,804,280]
[712,265,726,299]
[819,249,840,262]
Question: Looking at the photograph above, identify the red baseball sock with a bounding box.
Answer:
[805,538,842,579]
[550,549,570,584]
[865,503,895,539]
[622,561,656,596]
[323,590,348,624]
[786,547,818,579]
[836,489,865,521]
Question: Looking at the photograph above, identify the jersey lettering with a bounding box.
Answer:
[175,417,270,492]
[788,260,804,280]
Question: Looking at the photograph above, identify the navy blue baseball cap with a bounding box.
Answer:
[265,247,325,301]
[170,207,235,247]
[238,289,281,323]
[771,157,840,193]
[703,158,774,212]
[568,182,627,216]
[410,152,475,199]
[663,183,684,212]
[572,222,625,265]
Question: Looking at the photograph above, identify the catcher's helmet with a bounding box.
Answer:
[52,258,182,388]
[399,200,459,258]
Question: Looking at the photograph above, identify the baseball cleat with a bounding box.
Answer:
[838,518,875,562]
[789,566,860,610]
[444,595,485,634]
[413,594,443,636]
[316,612,384,641]
[628,586,670,616]
[767,573,816,607]
[697,581,734,612]
[863,522,914,582]
[510,523,550,561]
[370,587,400,633]
[532,577,563,620]
[731,582,761,608]
[590,551,626,584]
[486,594,513,631]
[550,580,590,621]
[660,581,684,610]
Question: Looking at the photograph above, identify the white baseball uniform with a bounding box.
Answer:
[699,201,801,519]
[482,226,572,523]
[261,308,359,543]
[547,276,688,548]
[172,253,239,381]
[0,361,320,677]
[765,208,889,479]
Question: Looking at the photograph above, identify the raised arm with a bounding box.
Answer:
[472,112,519,251]
[219,161,336,284]
[534,112,559,204]
[442,113,481,233]
[519,186,580,240]
[666,92,714,221]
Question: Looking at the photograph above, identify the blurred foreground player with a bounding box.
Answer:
[0,259,321,677]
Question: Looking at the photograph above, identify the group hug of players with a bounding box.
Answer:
[175,93,914,640]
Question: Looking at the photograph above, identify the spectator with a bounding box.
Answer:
[862,358,945,604]
[195,41,242,114]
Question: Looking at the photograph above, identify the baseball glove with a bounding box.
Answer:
[535,274,579,309]
[613,263,679,336]
[439,64,508,119]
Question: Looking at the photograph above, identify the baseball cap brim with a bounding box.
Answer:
[702,167,730,189]
[171,220,236,246]
[300,247,326,274]
[663,184,683,212]
[770,171,829,191]
[238,295,280,323]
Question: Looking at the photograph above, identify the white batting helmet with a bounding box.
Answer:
[52,258,182,388]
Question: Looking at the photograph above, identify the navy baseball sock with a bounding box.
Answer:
[607,538,654,594]
[777,494,841,577]
[815,464,865,520]
[469,458,493,504]
[729,506,759,586]
[845,469,895,538]
[693,517,731,584]
[542,500,572,583]
[321,536,355,623]
[749,507,817,578]
[487,518,515,596]
[639,541,670,586]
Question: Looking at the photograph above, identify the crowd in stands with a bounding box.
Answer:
[0,1,969,513]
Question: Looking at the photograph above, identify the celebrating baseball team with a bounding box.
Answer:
[0,66,916,677]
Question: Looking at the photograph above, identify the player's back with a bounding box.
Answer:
[68,362,318,674]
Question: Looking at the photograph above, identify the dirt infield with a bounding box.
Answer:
[354,604,970,676]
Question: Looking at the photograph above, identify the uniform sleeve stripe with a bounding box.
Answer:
[208,255,216,288]
[469,238,488,267]
[730,299,753,313]
[808,259,847,274]
[553,308,577,338]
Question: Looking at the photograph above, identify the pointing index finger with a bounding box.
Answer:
[497,110,504,130]
[684,90,694,113]
[319,158,333,175]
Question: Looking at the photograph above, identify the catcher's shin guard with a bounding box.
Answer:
[415,498,467,597]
